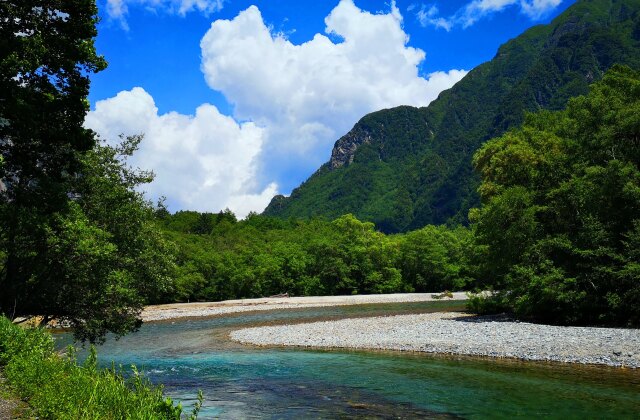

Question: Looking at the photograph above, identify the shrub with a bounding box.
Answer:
[0,317,200,419]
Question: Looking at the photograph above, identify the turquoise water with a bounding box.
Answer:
[55,302,640,419]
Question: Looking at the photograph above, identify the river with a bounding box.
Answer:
[55,301,640,418]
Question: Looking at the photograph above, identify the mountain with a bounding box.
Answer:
[263,0,640,233]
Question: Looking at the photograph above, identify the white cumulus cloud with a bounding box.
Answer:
[200,0,467,188]
[414,0,562,30]
[84,87,276,218]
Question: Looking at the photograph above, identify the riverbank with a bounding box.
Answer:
[230,311,640,368]
[0,371,28,420]
[142,292,467,321]
[0,317,196,419]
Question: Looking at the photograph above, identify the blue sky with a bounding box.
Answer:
[85,0,575,217]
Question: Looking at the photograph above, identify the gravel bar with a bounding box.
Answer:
[230,312,640,368]
[143,292,467,321]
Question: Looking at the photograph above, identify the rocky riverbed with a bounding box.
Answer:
[231,312,640,368]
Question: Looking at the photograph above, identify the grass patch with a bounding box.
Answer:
[0,317,201,419]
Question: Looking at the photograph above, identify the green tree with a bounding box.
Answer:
[64,136,176,341]
[158,211,475,304]
[0,2,174,342]
[399,225,473,292]
[471,65,640,326]
[1,0,106,321]
[3,135,176,342]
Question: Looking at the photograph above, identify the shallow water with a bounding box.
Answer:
[55,301,640,419]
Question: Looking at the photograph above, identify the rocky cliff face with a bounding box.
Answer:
[329,127,375,169]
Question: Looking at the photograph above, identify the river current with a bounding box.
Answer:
[55,301,640,418]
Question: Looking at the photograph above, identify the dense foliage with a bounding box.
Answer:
[0,2,174,342]
[265,0,640,233]
[154,212,475,303]
[471,65,640,326]
[52,136,175,342]
[0,0,104,316]
[0,316,200,419]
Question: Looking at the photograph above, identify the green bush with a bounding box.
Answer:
[465,292,510,315]
[0,317,201,419]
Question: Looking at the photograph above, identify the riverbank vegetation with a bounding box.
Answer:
[0,317,200,419]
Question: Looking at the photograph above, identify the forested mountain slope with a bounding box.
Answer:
[264,0,640,232]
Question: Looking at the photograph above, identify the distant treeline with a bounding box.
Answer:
[154,210,475,302]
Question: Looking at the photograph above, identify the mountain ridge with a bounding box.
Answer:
[264,0,640,232]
